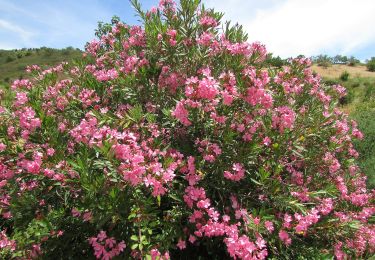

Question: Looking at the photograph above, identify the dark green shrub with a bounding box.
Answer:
[323,78,340,85]
[265,54,286,68]
[339,71,350,81]
[366,57,375,72]
[5,56,15,63]
[339,87,354,105]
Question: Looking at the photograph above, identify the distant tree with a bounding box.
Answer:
[333,55,348,64]
[265,53,286,68]
[43,48,54,57]
[340,55,348,63]
[314,54,332,68]
[348,56,360,66]
[333,55,341,64]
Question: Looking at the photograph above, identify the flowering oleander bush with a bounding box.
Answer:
[0,0,374,259]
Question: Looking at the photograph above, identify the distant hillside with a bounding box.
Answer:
[311,64,375,79]
[0,47,82,85]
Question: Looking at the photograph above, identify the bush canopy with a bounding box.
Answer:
[0,0,373,259]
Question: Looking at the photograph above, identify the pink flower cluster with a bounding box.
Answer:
[78,88,100,108]
[181,158,269,259]
[11,79,32,90]
[224,163,245,181]
[94,68,119,82]
[195,139,222,162]
[199,14,218,27]
[0,229,16,252]
[271,106,296,133]
[166,29,177,46]
[158,66,185,93]
[172,101,191,126]
[14,92,28,107]
[323,152,341,174]
[185,70,220,100]
[89,231,126,260]
[18,107,41,132]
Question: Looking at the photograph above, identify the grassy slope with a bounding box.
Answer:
[311,64,375,78]
[0,48,82,84]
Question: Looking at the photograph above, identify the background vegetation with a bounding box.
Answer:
[307,57,375,188]
[0,47,81,85]
[264,53,375,189]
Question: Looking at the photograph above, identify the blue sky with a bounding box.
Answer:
[1,0,375,60]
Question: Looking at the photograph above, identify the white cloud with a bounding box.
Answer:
[0,19,34,42]
[0,0,114,49]
[204,0,375,58]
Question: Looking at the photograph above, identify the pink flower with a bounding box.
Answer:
[264,221,274,233]
[279,230,291,246]
[19,107,41,131]
[97,231,107,242]
[83,211,93,222]
[72,208,81,217]
[283,214,293,229]
[14,92,28,106]
[323,152,341,174]
[78,88,100,108]
[262,136,271,146]
[94,69,118,82]
[46,148,55,156]
[188,235,197,244]
[272,106,296,133]
[223,163,245,181]
[199,14,218,27]
[197,198,211,209]
[172,101,191,126]
[177,238,186,250]
[26,160,41,174]
[0,180,7,188]
[0,143,6,152]
[196,77,219,100]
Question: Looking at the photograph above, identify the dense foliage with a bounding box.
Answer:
[0,0,374,259]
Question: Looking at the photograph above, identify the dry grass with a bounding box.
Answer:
[311,64,375,79]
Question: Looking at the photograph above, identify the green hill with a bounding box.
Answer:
[0,47,82,85]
